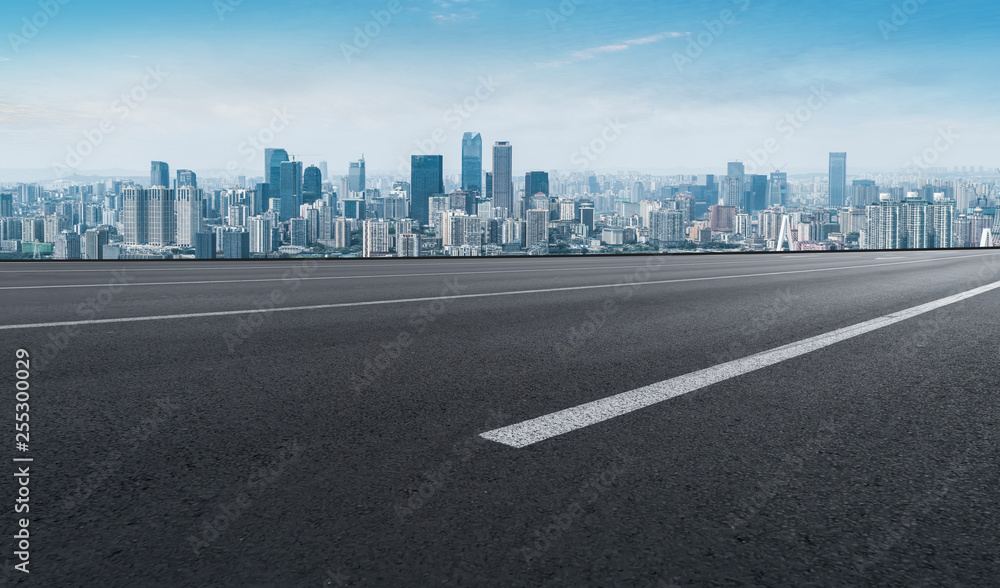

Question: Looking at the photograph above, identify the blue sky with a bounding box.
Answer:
[0,0,997,177]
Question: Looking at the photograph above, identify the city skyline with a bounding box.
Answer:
[1,1,998,176]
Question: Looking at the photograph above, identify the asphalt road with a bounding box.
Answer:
[1,250,999,587]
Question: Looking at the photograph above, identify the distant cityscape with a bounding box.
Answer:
[1,134,998,260]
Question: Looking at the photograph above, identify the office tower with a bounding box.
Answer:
[150,161,169,188]
[397,233,421,257]
[829,152,847,208]
[290,218,308,247]
[318,161,329,182]
[767,172,788,208]
[53,231,81,260]
[864,200,902,250]
[410,155,444,226]
[485,172,494,201]
[524,171,550,217]
[748,175,768,214]
[580,206,595,232]
[852,180,878,208]
[721,162,745,209]
[0,193,12,217]
[194,232,216,259]
[279,160,303,221]
[249,217,274,253]
[122,186,148,245]
[222,231,250,259]
[146,187,175,246]
[362,220,391,257]
[303,165,322,205]
[176,169,197,190]
[650,209,686,245]
[334,217,351,249]
[525,208,549,251]
[175,187,204,247]
[462,133,483,193]
[492,142,513,217]
[264,148,289,207]
[349,156,366,194]
[317,205,336,240]
[343,199,367,221]
[84,227,109,259]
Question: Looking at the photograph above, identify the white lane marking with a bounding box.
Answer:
[876,257,904,260]
[480,277,1000,449]
[0,252,995,331]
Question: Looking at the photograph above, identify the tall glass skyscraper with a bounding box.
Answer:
[492,142,513,217]
[349,157,366,194]
[264,148,289,210]
[462,133,482,194]
[150,161,169,188]
[303,165,322,205]
[176,169,197,190]
[410,155,444,226]
[279,160,303,221]
[829,152,847,208]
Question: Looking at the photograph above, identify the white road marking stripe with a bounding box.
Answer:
[480,277,1000,449]
[0,252,995,331]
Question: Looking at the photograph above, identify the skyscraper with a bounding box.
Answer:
[176,169,197,190]
[748,175,768,215]
[195,232,216,259]
[0,193,13,217]
[525,208,549,253]
[264,148,289,209]
[410,155,444,226]
[150,161,169,188]
[492,142,513,218]
[462,133,483,194]
[349,157,366,194]
[485,172,493,201]
[767,172,788,208]
[279,160,303,221]
[303,165,323,205]
[122,186,148,245]
[721,162,745,209]
[829,152,847,208]
[222,231,250,259]
[147,186,175,246]
[524,172,550,215]
[175,187,204,247]
[84,228,108,260]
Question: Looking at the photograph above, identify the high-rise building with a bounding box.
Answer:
[290,218,308,247]
[195,232,216,259]
[485,172,494,201]
[462,133,483,194]
[147,187,175,246]
[851,180,878,208]
[303,165,322,205]
[931,200,955,248]
[175,187,203,247]
[343,199,367,221]
[397,233,421,257]
[492,142,513,218]
[249,217,274,254]
[650,209,686,245]
[334,217,351,249]
[863,198,902,250]
[524,171,550,218]
[525,208,549,251]
[264,148,289,209]
[150,161,170,188]
[721,162,745,209]
[176,169,197,190]
[410,155,444,226]
[84,228,108,260]
[279,160,303,221]
[747,175,768,214]
[767,172,787,208]
[53,231,81,260]
[362,220,392,257]
[829,152,847,208]
[901,200,929,249]
[709,205,736,232]
[0,193,12,217]
[122,186,148,245]
[222,231,250,259]
[349,156,366,194]
[318,161,329,182]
